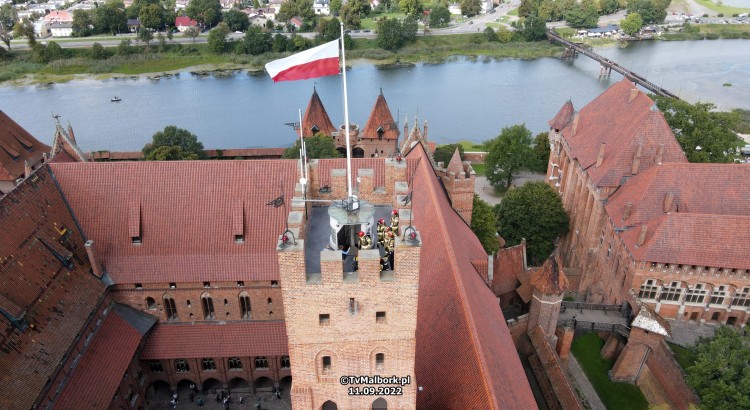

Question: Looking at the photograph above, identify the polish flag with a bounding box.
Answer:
[265,39,340,83]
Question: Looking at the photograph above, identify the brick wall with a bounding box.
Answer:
[528,326,583,410]
[643,341,698,409]
[528,289,563,342]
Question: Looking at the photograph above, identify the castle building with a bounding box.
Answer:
[0,103,535,409]
[0,111,51,193]
[547,79,750,328]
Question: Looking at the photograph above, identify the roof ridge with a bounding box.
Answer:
[412,144,499,409]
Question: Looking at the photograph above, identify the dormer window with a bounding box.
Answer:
[311,125,319,135]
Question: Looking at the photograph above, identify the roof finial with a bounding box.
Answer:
[380,87,383,96]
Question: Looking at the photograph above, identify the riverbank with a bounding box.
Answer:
[0,35,561,86]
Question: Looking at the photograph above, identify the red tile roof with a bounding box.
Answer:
[531,252,568,294]
[302,89,337,138]
[445,148,464,175]
[0,110,50,182]
[491,244,525,296]
[50,160,298,284]
[361,92,399,141]
[53,310,145,410]
[0,166,106,410]
[410,144,535,409]
[605,163,750,229]
[621,213,750,269]
[549,99,574,130]
[317,158,388,188]
[175,16,198,27]
[141,321,288,359]
[560,79,687,187]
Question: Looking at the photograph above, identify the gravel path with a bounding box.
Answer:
[566,355,607,410]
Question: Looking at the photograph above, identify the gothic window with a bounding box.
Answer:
[163,297,178,320]
[228,357,243,370]
[375,353,384,370]
[145,297,156,310]
[661,282,683,302]
[377,127,384,140]
[311,125,319,135]
[638,279,658,300]
[685,284,707,304]
[201,293,215,319]
[732,287,750,308]
[710,285,727,305]
[322,356,332,374]
[240,293,252,319]
[280,356,290,369]
[201,358,217,371]
[175,359,190,372]
[148,361,163,373]
[255,356,269,369]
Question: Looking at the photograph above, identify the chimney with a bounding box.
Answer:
[637,225,648,247]
[423,120,428,140]
[623,202,633,220]
[67,123,76,142]
[629,88,639,103]
[631,142,643,175]
[655,143,664,164]
[403,118,408,141]
[571,113,580,138]
[663,192,674,213]
[596,142,606,168]
[85,240,104,278]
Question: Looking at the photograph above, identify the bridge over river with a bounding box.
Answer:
[546,30,681,100]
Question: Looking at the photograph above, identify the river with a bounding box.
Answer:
[0,39,748,152]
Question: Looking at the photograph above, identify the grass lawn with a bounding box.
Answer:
[360,12,407,30]
[668,343,695,370]
[693,0,750,15]
[571,333,650,410]
[472,163,486,175]
[508,7,519,16]
[456,140,485,151]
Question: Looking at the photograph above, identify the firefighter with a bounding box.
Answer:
[390,209,400,235]
[386,231,395,269]
[357,231,372,250]
[376,218,386,248]
[380,256,390,271]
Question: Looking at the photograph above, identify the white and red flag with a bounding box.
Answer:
[265,39,340,83]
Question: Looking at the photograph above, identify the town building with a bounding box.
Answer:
[546,78,750,328]
[0,96,535,409]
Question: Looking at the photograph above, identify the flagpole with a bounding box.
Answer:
[340,22,353,199]
[298,108,306,181]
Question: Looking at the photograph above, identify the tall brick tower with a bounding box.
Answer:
[528,250,569,345]
[439,148,476,225]
[277,165,420,409]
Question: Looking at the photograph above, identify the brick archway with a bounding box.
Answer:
[321,400,338,410]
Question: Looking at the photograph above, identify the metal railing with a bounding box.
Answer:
[558,319,631,337]
[561,301,627,314]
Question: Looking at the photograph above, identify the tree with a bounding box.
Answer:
[626,0,667,24]
[429,6,450,27]
[13,19,36,47]
[401,15,418,42]
[433,144,464,165]
[461,0,481,17]
[207,22,231,53]
[399,0,424,17]
[518,0,539,18]
[620,12,643,35]
[139,3,165,30]
[484,26,496,41]
[282,135,341,159]
[0,4,17,49]
[496,181,569,265]
[599,0,620,15]
[564,2,598,28]
[532,132,550,172]
[471,195,500,254]
[537,0,561,21]
[272,33,290,52]
[654,96,744,163]
[224,8,249,32]
[520,14,547,41]
[340,0,369,28]
[90,42,109,59]
[93,2,127,35]
[377,17,405,50]
[330,0,342,14]
[137,26,154,45]
[317,17,340,42]
[237,25,271,55]
[276,0,297,22]
[686,326,750,409]
[496,25,513,42]
[72,9,94,37]
[143,126,206,160]
[187,0,222,27]
[485,124,535,189]
[183,26,200,43]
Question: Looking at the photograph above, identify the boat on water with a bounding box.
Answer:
[111,96,122,102]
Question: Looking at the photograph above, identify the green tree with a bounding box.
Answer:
[137,26,154,45]
[401,15,418,42]
[340,0,369,28]
[496,25,513,42]
[484,26,496,41]
[187,0,222,27]
[564,2,598,28]
[139,3,165,29]
[532,132,550,172]
[117,39,135,55]
[520,14,547,41]
[45,41,64,60]
[276,0,297,22]
[93,2,127,35]
[429,6,450,27]
[537,0,561,21]
[183,26,200,42]
[282,135,341,159]
[620,12,643,35]
[399,0,424,17]
[518,0,539,18]
[433,144,464,165]
[272,33,290,51]
[461,0,481,17]
[626,0,667,24]
[90,42,110,59]
[13,19,36,47]
[72,9,93,37]
[599,0,620,15]
[471,195,500,255]
[143,126,206,160]
[377,17,404,50]
[496,181,569,265]
[0,4,16,49]
[207,22,231,52]
[224,8,250,31]
[485,124,535,189]
[237,25,271,54]
[686,326,750,409]
[317,17,340,42]
[330,0,343,14]
[654,96,743,163]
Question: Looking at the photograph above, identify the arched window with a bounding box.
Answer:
[148,361,163,372]
[175,359,190,372]
[240,293,252,319]
[163,297,178,320]
[201,358,217,371]
[375,353,384,370]
[280,356,290,369]
[322,356,332,374]
[255,356,269,369]
[145,297,156,310]
[228,357,243,370]
[201,293,215,319]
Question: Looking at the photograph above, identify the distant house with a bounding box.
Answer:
[175,0,189,10]
[313,0,330,15]
[127,18,141,32]
[448,2,461,15]
[43,10,72,25]
[33,19,51,38]
[480,0,493,13]
[50,21,73,37]
[175,16,199,32]
[249,15,269,27]
[290,16,303,30]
